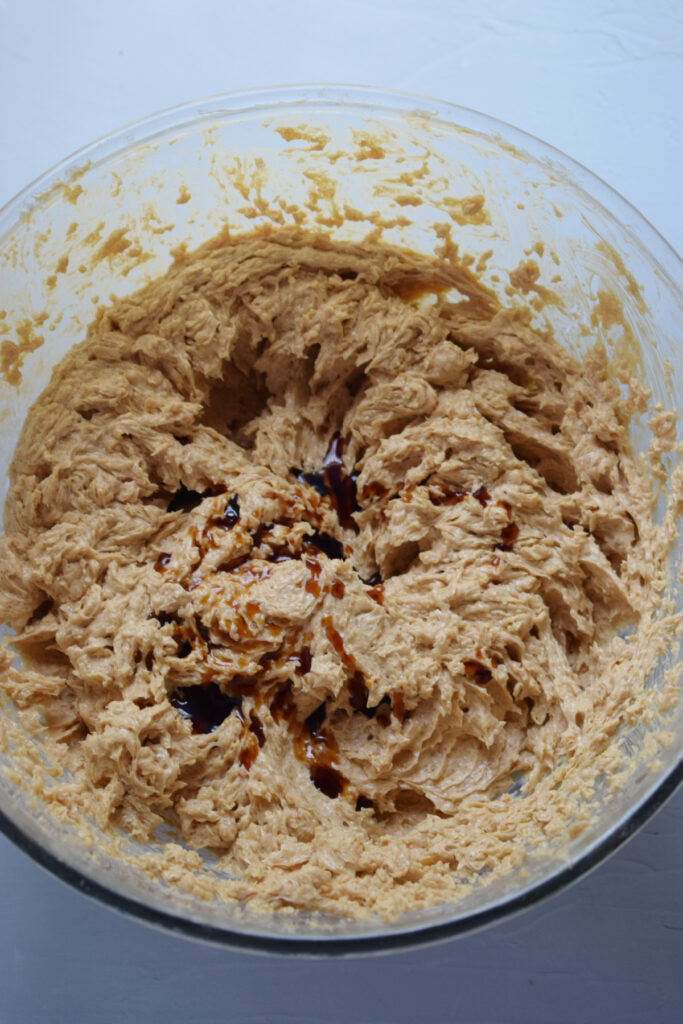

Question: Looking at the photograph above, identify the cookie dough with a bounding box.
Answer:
[0,228,674,918]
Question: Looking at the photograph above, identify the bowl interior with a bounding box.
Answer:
[0,86,682,952]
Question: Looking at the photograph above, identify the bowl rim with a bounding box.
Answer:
[1,83,682,957]
[1,83,681,269]
[1,762,682,957]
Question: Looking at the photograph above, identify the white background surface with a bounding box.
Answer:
[0,1,681,1021]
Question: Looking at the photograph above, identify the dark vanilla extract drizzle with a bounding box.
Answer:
[211,493,241,530]
[158,444,518,803]
[170,683,242,734]
[167,485,213,513]
[292,431,359,533]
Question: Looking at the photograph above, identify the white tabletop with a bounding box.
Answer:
[1,1,681,1021]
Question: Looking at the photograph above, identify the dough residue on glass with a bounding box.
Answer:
[0,227,678,918]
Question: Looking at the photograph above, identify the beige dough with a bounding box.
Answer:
[0,228,675,918]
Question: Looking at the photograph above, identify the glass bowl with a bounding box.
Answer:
[0,85,681,956]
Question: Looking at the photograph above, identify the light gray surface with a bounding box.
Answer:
[1,798,682,1023]
[0,1,682,1021]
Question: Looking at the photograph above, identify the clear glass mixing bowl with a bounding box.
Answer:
[0,85,681,956]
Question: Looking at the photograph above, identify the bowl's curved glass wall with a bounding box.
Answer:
[0,86,681,953]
